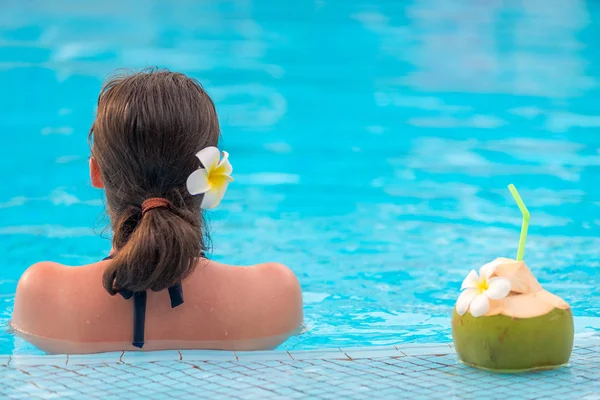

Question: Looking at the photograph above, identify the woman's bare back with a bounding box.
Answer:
[12,258,303,354]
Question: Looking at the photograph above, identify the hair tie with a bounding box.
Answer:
[141,197,172,216]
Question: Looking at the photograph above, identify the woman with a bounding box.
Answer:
[11,69,303,354]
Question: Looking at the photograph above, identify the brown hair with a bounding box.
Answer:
[89,68,220,295]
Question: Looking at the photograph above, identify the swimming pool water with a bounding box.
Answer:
[0,0,599,355]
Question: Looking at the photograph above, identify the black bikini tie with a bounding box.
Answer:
[103,255,184,348]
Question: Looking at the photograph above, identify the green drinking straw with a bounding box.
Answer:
[508,184,530,261]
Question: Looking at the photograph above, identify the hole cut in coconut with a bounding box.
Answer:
[483,258,570,318]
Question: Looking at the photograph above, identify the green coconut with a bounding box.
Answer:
[452,307,574,372]
[451,259,574,372]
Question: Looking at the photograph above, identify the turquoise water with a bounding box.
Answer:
[1,0,599,355]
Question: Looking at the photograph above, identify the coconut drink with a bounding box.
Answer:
[451,185,574,372]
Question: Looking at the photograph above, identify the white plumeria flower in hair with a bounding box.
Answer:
[186,146,233,209]
[456,259,511,317]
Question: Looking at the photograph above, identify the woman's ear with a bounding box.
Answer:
[90,157,104,189]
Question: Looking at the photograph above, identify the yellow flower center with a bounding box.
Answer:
[476,279,489,293]
[207,172,229,191]
[207,174,215,189]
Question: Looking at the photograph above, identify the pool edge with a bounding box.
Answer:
[4,335,598,366]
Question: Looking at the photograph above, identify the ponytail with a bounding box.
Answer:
[102,200,204,295]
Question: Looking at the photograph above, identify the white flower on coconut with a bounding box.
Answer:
[456,259,512,317]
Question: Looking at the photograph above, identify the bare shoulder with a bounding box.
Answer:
[257,262,301,288]
[17,261,63,294]
[255,262,302,299]
[253,262,303,331]
[12,262,65,334]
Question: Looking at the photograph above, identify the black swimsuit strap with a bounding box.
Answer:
[102,255,185,348]
[168,283,184,308]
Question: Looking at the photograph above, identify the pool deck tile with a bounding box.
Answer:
[288,348,349,360]
[1,337,599,399]
[10,354,68,367]
[340,345,401,359]
[397,343,455,356]
[179,349,237,362]
[67,351,124,365]
[121,350,181,363]
[235,349,294,361]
